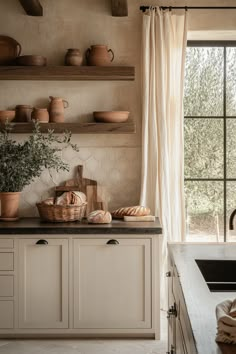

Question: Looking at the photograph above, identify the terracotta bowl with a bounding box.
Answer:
[0,110,15,123]
[15,55,47,66]
[93,111,130,123]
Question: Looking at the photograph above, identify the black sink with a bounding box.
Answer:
[195,259,236,292]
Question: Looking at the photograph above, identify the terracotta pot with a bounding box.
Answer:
[15,105,33,122]
[65,49,83,66]
[86,45,114,66]
[49,96,69,123]
[0,192,20,219]
[31,108,49,123]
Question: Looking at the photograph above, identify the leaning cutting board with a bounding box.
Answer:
[55,165,105,215]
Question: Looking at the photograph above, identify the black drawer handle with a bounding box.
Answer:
[106,239,119,245]
[36,239,48,245]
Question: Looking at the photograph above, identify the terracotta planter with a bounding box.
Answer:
[86,45,114,66]
[0,192,20,220]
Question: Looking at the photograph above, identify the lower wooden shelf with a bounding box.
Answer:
[0,121,136,134]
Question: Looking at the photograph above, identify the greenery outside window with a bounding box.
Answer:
[184,41,236,242]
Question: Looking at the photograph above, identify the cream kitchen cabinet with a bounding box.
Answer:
[18,238,69,329]
[0,219,162,337]
[73,238,151,330]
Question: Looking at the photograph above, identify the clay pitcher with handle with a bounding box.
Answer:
[49,96,69,123]
[86,45,114,66]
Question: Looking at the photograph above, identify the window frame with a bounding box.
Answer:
[185,40,236,241]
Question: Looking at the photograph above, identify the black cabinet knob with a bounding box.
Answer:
[36,239,48,245]
[106,239,119,245]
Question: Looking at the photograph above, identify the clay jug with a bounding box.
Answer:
[15,105,33,122]
[86,45,114,66]
[65,49,83,66]
[31,108,49,123]
[49,97,69,123]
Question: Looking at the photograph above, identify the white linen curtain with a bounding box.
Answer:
[140,8,188,243]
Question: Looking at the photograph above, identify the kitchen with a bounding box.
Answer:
[0,1,236,354]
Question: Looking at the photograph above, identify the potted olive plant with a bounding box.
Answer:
[0,122,79,220]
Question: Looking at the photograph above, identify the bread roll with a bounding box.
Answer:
[87,210,112,224]
[111,206,150,219]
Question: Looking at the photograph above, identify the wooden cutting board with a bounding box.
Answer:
[55,165,105,215]
[124,215,155,222]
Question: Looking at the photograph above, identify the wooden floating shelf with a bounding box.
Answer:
[0,66,135,81]
[19,0,43,16]
[19,0,128,17]
[112,0,128,16]
[0,121,136,134]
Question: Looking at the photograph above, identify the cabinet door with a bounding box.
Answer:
[73,238,151,329]
[19,239,68,329]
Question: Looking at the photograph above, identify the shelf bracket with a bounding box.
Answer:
[19,0,43,16]
[111,0,128,16]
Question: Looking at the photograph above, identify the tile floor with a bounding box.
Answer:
[0,312,167,354]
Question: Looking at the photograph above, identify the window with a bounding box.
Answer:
[184,41,236,242]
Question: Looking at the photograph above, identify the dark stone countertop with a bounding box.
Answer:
[0,217,162,235]
[169,244,236,354]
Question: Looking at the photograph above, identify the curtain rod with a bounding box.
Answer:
[140,6,236,12]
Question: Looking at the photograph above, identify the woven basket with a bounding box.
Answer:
[36,202,87,222]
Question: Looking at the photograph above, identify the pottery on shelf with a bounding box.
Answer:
[0,35,21,65]
[15,105,33,122]
[31,108,49,123]
[86,45,114,66]
[0,110,15,123]
[65,49,83,66]
[15,55,47,66]
[49,96,69,123]
[93,111,130,123]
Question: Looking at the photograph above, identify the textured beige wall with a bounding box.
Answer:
[0,0,236,216]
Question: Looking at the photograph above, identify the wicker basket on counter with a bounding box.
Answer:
[36,202,87,222]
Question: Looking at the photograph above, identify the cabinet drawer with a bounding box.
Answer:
[0,276,14,297]
[0,239,14,249]
[0,253,14,270]
[0,301,13,328]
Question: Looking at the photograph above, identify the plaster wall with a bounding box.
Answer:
[0,0,235,216]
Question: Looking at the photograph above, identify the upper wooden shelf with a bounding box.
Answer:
[0,66,135,81]
[18,0,128,16]
[0,121,136,134]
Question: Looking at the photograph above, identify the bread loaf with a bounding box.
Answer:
[111,206,150,219]
[71,191,87,206]
[42,198,54,205]
[87,210,112,224]
[55,191,87,206]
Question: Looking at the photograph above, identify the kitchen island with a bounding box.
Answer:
[0,218,162,339]
[168,244,236,354]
